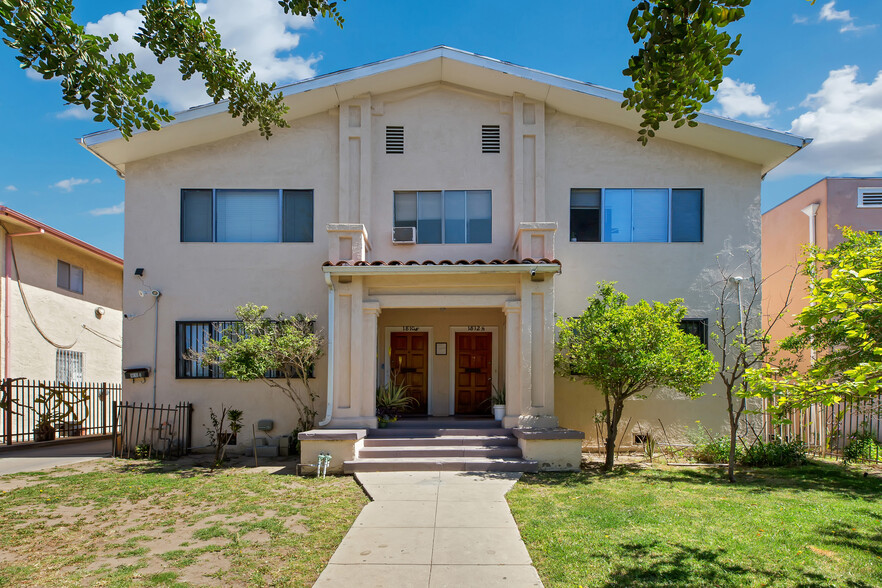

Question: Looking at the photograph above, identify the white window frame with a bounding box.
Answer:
[57,260,84,294]
[393,190,492,244]
[857,187,882,208]
[570,188,703,243]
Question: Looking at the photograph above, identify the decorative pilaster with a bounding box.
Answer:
[502,300,521,429]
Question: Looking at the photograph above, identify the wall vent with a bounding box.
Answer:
[858,188,882,208]
[482,125,500,153]
[386,126,404,154]
[392,226,416,244]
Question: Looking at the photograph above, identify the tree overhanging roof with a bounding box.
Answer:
[79,46,811,176]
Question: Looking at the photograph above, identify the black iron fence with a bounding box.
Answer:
[763,396,882,464]
[112,401,192,459]
[0,378,122,445]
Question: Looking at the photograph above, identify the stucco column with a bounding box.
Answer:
[518,275,559,429]
[502,300,522,429]
[361,301,381,427]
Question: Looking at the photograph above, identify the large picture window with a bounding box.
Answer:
[181,189,313,243]
[570,188,703,243]
[394,190,492,244]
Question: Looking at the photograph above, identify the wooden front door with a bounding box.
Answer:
[455,332,492,415]
[390,332,429,415]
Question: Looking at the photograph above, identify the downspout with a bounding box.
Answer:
[317,272,335,427]
[801,203,820,362]
[4,228,45,379]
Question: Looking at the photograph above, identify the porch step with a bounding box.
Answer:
[368,427,509,438]
[363,435,518,447]
[343,457,539,473]
[384,419,499,429]
[358,445,523,459]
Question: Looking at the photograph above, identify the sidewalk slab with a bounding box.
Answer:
[314,471,543,587]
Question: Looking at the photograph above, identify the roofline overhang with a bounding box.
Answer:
[78,46,811,173]
[0,207,124,267]
[322,263,561,276]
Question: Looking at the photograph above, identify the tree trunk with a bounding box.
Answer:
[727,389,738,483]
[604,398,625,471]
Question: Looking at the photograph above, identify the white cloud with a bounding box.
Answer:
[4,185,17,192]
[52,177,98,192]
[89,202,125,216]
[771,66,882,177]
[792,14,809,25]
[57,106,93,120]
[818,1,875,33]
[713,77,773,120]
[85,0,320,112]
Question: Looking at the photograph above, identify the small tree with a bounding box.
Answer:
[556,282,717,470]
[198,304,325,434]
[704,249,796,482]
[204,405,243,469]
[748,228,882,414]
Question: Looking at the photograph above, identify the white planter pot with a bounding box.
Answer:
[492,405,505,421]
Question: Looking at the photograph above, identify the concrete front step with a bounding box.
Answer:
[343,457,539,473]
[363,435,518,447]
[368,427,509,437]
[384,419,499,429]
[358,446,523,459]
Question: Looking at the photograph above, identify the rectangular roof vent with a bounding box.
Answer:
[858,188,882,208]
[482,125,500,153]
[386,126,404,154]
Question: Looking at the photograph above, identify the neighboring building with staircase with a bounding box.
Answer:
[79,47,808,472]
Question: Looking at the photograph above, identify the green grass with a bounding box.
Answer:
[507,462,882,588]
[0,460,368,587]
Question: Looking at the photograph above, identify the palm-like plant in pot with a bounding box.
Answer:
[490,381,506,421]
[376,372,416,427]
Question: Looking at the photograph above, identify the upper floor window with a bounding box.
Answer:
[570,188,703,243]
[394,190,492,244]
[57,260,84,294]
[180,189,313,243]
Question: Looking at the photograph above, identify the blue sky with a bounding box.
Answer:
[1,0,881,258]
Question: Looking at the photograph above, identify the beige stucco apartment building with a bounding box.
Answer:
[0,207,123,384]
[80,48,809,460]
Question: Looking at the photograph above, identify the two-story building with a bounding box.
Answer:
[80,47,809,470]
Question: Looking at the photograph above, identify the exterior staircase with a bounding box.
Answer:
[342,418,539,473]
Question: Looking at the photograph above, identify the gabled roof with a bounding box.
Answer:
[79,46,810,176]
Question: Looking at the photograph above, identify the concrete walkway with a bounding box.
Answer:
[315,471,542,587]
[0,439,110,475]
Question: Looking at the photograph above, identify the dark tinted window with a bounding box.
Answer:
[570,189,601,242]
[181,189,213,242]
[671,189,703,242]
[282,190,314,243]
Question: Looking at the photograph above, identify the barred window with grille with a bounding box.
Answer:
[175,320,315,379]
[56,349,84,384]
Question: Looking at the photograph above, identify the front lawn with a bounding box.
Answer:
[507,462,882,587]
[0,458,367,587]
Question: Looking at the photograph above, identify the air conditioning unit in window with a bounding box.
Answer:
[392,226,416,244]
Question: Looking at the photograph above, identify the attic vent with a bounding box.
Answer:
[858,188,882,208]
[482,125,500,153]
[386,126,404,154]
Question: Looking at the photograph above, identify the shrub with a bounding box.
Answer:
[843,428,882,464]
[692,436,740,464]
[741,438,807,467]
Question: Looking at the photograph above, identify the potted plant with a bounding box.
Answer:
[490,382,506,421]
[34,413,56,442]
[376,374,415,427]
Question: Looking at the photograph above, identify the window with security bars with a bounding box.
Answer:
[679,318,709,348]
[175,321,314,379]
[56,349,84,384]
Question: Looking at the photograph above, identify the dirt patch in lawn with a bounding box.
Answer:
[0,456,369,587]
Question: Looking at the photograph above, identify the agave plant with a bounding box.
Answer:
[376,373,415,423]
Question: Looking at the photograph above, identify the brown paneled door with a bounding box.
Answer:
[455,332,493,415]
[390,332,429,415]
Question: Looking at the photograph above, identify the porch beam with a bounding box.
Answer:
[373,294,513,309]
